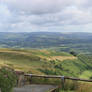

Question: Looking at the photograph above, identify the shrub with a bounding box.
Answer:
[0,67,17,92]
[70,50,77,56]
[63,80,78,91]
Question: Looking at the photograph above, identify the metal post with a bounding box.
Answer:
[61,76,65,90]
[29,74,32,84]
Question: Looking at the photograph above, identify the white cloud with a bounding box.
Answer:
[0,0,92,32]
[3,0,73,14]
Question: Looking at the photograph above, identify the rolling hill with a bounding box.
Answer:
[0,48,92,79]
[0,32,92,79]
[0,48,74,73]
[0,32,92,53]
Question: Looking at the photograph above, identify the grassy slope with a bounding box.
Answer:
[6,48,92,92]
[78,54,92,79]
[1,48,92,92]
[0,48,77,75]
[0,48,92,79]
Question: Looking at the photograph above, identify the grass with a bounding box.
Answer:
[0,48,92,78]
[59,81,92,92]
[0,48,92,91]
[0,48,76,74]
[79,71,92,79]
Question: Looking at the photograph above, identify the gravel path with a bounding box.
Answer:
[14,85,57,92]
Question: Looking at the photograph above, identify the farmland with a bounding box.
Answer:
[0,48,92,79]
[0,32,92,92]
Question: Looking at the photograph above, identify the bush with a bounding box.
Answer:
[63,80,78,91]
[0,67,17,92]
[70,50,77,56]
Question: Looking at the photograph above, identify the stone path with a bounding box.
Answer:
[14,85,57,92]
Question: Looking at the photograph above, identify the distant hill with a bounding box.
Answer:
[0,32,92,53]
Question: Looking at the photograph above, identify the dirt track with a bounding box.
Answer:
[14,85,57,92]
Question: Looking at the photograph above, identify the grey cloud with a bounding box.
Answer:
[3,0,73,14]
[1,0,92,32]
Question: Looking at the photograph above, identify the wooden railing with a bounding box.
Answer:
[17,73,92,91]
[25,74,92,82]
[24,74,92,91]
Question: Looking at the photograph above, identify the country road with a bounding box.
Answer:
[14,85,57,92]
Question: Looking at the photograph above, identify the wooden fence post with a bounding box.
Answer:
[61,76,65,90]
[16,71,24,87]
[17,75,25,87]
[30,74,32,84]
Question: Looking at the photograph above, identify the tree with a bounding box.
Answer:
[0,67,17,92]
[70,50,77,56]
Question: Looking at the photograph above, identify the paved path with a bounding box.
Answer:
[14,85,57,92]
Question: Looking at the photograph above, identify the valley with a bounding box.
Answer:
[0,32,92,92]
[0,32,92,54]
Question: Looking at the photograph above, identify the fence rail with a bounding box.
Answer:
[17,73,92,92]
[25,74,92,82]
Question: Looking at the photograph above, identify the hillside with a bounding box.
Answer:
[0,49,74,73]
[0,48,92,79]
[0,32,92,53]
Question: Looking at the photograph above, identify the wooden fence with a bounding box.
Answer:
[25,74,92,82]
[24,74,92,92]
[16,73,92,92]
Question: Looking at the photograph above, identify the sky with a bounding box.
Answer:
[0,0,92,32]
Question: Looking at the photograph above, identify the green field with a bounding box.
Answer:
[0,48,92,92]
[0,48,74,73]
[0,48,92,79]
[0,32,92,54]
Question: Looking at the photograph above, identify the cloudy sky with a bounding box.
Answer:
[0,0,92,32]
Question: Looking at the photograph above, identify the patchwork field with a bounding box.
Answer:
[0,48,77,75]
[0,48,92,92]
[0,48,92,79]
